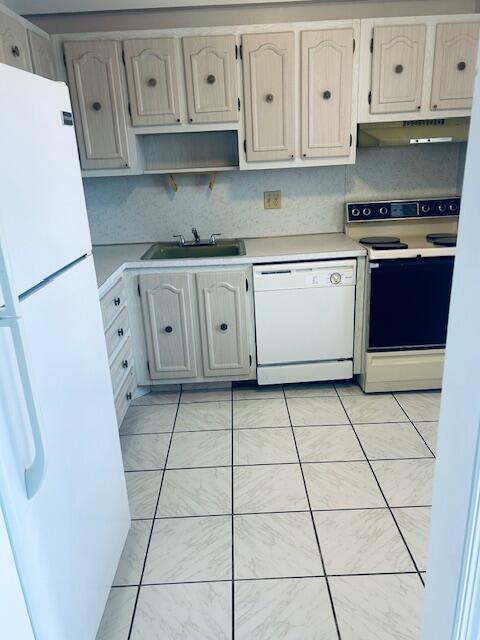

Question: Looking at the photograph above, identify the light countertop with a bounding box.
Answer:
[93,233,366,294]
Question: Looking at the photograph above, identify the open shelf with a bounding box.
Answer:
[141,130,239,173]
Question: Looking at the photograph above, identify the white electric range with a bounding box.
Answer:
[346,197,459,393]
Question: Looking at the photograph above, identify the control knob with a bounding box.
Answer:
[421,205,430,213]
[330,272,342,285]
[379,206,388,215]
[438,203,447,213]
[449,203,458,212]
[351,208,360,217]
[363,207,371,216]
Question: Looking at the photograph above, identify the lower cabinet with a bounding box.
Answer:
[139,268,254,382]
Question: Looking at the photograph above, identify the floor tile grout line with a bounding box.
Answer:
[391,394,437,458]
[283,386,343,640]
[334,387,426,588]
[126,386,183,640]
[230,386,235,640]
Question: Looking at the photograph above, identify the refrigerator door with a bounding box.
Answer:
[0,255,130,640]
[0,64,92,301]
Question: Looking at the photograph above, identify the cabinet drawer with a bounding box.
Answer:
[115,367,135,426]
[110,337,134,396]
[100,278,126,330]
[105,305,130,361]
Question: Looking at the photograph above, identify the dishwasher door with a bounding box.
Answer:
[253,260,356,366]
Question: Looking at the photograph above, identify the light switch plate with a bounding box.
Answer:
[264,191,282,209]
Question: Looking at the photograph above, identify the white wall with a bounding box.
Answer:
[27,0,478,33]
[85,144,465,245]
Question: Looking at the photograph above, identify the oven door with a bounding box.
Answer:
[368,256,455,351]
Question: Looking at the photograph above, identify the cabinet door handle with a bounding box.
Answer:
[323,90,332,100]
[147,77,157,87]
[457,61,466,71]
[220,323,228,331]
[114,297,121,306]
[117,327,124,337]
[395,64,404,74]
[126,391,132,401]
[92,101,102,111]
[265,93,274,103]
[122,359,129,369]
[207,74,216,84]
[165,325,173,333]
[11,45,20,57]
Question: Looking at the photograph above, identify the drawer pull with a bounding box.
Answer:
[207,74,216,84]
[122,359,129,369]
[117,327,124,337]
[126,391,132,401]
[457,61,466,71]
[323,90,331,100]
[11,45,20,57]
[165,325,173,333]
[147,77,157,87]
[114,297,121,306]
[265,93,274,103]
[395,64,404,74]
[92,101,102,111]
[220,323,228,331]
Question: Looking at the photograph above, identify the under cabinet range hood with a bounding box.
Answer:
[358,118,470,147]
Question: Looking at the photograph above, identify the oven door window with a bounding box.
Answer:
[368,256,454,351]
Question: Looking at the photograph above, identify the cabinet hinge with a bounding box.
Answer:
[237,97,241,111]
[353,39,356,53]
[137,281,141,296]
[243,139,247,153]
[370,38,374,53]
[245,277,249,292]
[350,133,352,147]
[239,44,243,60]
[128,102,132,117]
[121,49,125,65]
[63,53,67,67]
[249,354,252,367]
[147,360,150,374]
[235,44,238,59]
[368,91,372,105]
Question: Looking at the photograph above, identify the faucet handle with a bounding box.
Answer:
[210,233,221,245]
[173,234,186,246]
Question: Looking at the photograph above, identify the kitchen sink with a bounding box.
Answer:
[141,239,245,260]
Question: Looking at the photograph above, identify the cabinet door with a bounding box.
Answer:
[182,35,238,123]
[370,24,426,114]
[28,30,56,80]
[64,40,130,170]
[301,28,353,158]
[242,32,295,161]
[123,37,180,126]
[139,273,197,379]
[196,271,250,377]
[0,9,32,71]
[430,22,480,111]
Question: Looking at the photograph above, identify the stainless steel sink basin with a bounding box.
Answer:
[141,239,246,260]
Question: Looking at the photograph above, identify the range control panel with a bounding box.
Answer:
[346,197,461,223]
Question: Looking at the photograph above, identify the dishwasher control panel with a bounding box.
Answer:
[253,260,356,292]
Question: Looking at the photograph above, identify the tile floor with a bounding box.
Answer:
[96,381,440,640]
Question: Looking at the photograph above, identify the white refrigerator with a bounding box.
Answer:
[0,64,130,639]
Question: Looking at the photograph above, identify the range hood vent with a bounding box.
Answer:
[358,117,470,147]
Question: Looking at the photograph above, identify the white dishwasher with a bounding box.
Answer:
[253,260,356,385]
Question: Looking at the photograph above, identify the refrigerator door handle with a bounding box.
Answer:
[1,234,46,499]
[0,318,46,499]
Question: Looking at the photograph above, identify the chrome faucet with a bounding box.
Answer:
[172,229,221,247]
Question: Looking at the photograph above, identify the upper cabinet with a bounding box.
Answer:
[430,22,480,111]
[301,28,354,158]
[182,35,239,123]
[242,32,295,162]
[370,24,426,114]
[359,15,480,122]
[28,30,57,80]
[64,40,131,170]
[0,7,32,71]
[123,37,181,126]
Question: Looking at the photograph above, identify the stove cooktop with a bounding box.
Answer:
[359,236,401,245]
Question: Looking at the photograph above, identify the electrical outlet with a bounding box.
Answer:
[264,190,282,209]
